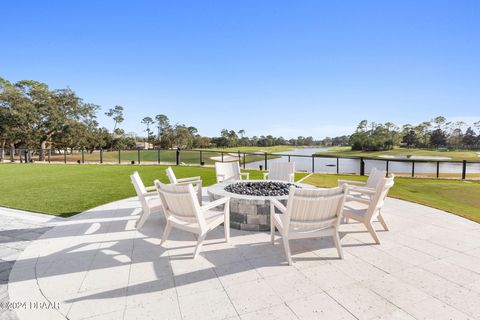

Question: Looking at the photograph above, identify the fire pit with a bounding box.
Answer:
[208,180,313,231]
[225,181,296,197]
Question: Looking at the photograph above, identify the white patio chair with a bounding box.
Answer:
[130,171,162,229]
[337,167,386,198]
[270,185,348,265]
[215,161,249,183]
[166,166,203,205]
[155,180,230,259]
[263,162,295,182]
[342,175,395,244]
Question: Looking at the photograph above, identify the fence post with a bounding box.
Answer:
[118,150,121,164]
[157,149,160,164]
[199,150,203,165]
[288,155,291,162]
[243,153,246,169]
[360,157,365,176]
[386,160,389,176]
[336,157,339,174]
[64,148,67,164]
[312,155,315,173]
[221,152,224,162]
[238,151,241,163]
[176,148,180,165]
[436,161,440,178]
[48,149,51,163]
[137,149,141,164]
[82,148,85,164]
[264,152,268,171]
[100,149,103,164]
[411,161,415,177]
[462,160,467,180]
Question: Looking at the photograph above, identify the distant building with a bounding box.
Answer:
[135,142,154,149]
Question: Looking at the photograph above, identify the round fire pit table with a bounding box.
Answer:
[208,180,315,231]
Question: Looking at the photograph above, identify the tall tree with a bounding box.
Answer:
[105,105,124,135]
[141,116,154,144]
[155,114,170,147]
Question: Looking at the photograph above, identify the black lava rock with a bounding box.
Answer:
[224,181,299,196]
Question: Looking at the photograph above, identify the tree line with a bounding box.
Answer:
[324,117,480,151]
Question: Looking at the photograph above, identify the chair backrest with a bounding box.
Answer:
[268,162,295,181]
[284,186,347,231]
[130,171,147,197]
[166,167,178,184]
[155,180,205,228]
[366,168,387,188]
[367,175,395,219]
[215,161,241,183]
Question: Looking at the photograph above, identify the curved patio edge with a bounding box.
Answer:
[8,195,480,320]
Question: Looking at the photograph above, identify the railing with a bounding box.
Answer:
[1,148,479,180]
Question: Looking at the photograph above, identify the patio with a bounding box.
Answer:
[7,191,480,320]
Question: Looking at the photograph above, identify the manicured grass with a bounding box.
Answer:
[49,149,272,165]
[317,146,480,161]
[303,173,480,223]
[0,164,307,217]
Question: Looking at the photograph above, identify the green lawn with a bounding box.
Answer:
[0,163,477,223]
[303,173,480,223]
[49,149,274,165]
[317,146,480,161]
[0,164,307,217]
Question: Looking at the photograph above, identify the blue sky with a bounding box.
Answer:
[2,0,479,138]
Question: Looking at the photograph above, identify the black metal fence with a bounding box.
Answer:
[1,148,479,180]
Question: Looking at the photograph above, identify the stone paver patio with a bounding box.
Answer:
[7,191,480,320]
[0,207,62,319]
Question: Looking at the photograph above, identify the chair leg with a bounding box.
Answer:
[377,213,389,231]
[281,236,293,265]
[365,221,380,244]
[160,221,172,246]
[136,208,150,229]
[193,233,207,259]
[333,228,343,259]
[270,218,275,244]
[345,217,349,224]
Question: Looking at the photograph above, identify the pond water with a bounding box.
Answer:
[378,155,452,160]
[245,148,480,176]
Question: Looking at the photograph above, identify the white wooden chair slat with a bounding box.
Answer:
[270,185,348,265]
[343,175,395,244]
[155,180,230,259]
[130,171,162,229]
[215,161,249,183]
[166,166,202,204]
[264,162,295,182]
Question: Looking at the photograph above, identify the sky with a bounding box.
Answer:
[1,0,479,139]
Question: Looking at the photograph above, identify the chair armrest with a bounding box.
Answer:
[337,180,366,186]
[263,172,269,180]
[201,197,230,211]
[145,186,157,191]
[270,198,286,213]
[348,185,376,195]
[241,172,250,180]
[346,195,371,204]
[177,176,202,183]
[143,192,158,197]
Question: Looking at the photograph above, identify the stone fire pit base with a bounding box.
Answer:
[208,180,312,231]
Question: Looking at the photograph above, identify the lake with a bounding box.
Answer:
[245,148,480,177]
